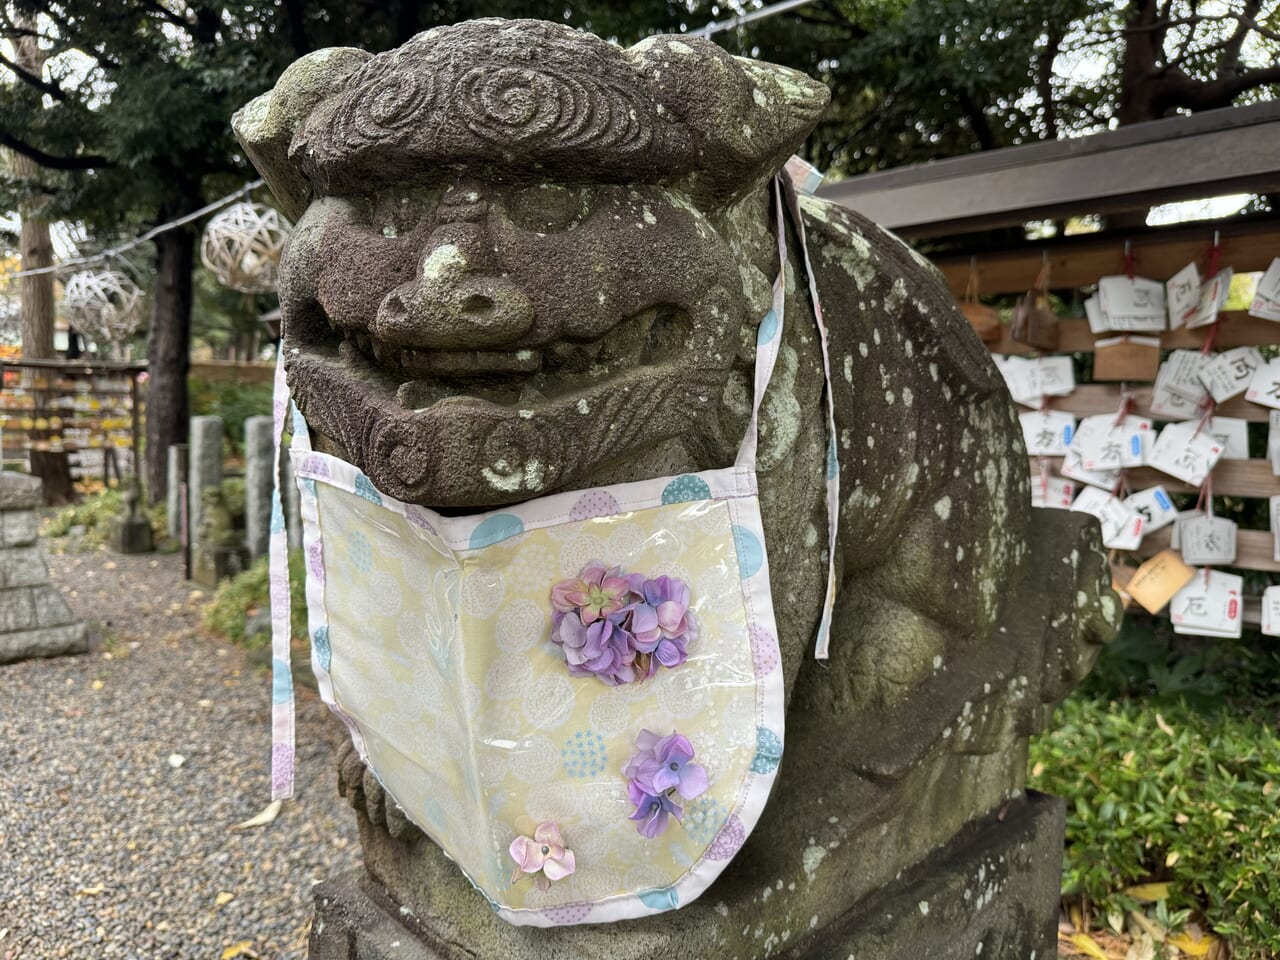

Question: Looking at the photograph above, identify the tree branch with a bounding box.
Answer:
[1219,0,1264,76]
[0,131,110,171]
[0,49,67,102]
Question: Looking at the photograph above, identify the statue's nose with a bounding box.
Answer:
[373,223,535,350]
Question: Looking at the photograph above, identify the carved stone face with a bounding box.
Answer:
[233,19,828,507]
[279,179,753,505]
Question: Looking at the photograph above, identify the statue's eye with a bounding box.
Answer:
[507,185,583,233]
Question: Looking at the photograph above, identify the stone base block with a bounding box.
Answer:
[192,545,249,588]
[0,622,89,665]
[310,791,1064,960]
[109,515,154,554]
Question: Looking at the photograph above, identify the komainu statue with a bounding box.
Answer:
[235,18,1118,959]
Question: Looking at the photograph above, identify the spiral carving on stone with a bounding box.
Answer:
[330,55,437,149]
[323,58,652,159]
[454,66,649,153]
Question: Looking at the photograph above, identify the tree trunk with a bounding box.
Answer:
[12,22,54,360]
[145,220,196,504]
[14,155,54,359]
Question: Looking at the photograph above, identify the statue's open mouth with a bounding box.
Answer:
[330,302,699,411]
[286,301,737,507]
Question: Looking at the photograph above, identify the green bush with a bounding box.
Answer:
[189,377,274,456]
[1031,624,1280,956]
[42,487,166,549]
[202,551,307,649]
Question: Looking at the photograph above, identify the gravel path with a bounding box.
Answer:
[0,544,360,959]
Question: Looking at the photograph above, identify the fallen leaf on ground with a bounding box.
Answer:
[219,942,257,959]
[91,680,104,690]
[1124,883,1170,903]
[230,799,282,832]
[75,884,104,896]
[1169,930,1217,957]
[1064,932,1110,959]
[1156,713,1175,737]
[214,891,235,906]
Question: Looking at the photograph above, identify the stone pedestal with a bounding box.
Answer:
[0,473,88,665]
[310,792,1064,960]
[109,484,154,554]
[192,488,250,588]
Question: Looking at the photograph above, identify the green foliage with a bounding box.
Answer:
[42,486,124,542]
[1081,616,1280,714]
[1030,695,1280,954]
[1032,623,1280,954]
[202,550,306,649]
[188,376,273,456]
[42,486,164,548]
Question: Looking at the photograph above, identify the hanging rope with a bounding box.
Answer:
[2,179,265,282]
[692,0,819,38]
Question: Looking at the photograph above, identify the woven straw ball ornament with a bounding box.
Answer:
[200,202,291,294]
[62,269,144,343]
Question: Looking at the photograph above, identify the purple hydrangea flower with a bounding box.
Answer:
[549,562,696,685]
[627,785,683,839]
[622,729,709,838]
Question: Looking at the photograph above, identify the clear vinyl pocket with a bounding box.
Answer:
[300,462,783,925]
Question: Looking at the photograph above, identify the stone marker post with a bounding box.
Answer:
[187,416,223,575]
[166,444,186,540]
[244,415,274,560]
[0,473,87,664]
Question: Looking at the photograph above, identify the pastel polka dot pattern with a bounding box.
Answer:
[756,306,779,344]
[705,814,745,860]
[312,626,331,672]
[354,473,383,505]
[542,902,592,924]
[731,523,763,579]
[561,730,607,779]
[638,887,679,910]
[569,490,621,521]
[682,795,727,845]
[270,743,294,795]
[272,659,293,704]
[749,623,779,676]
[346,530,372,573]
[751,726,782,774]
[470,513,524,548]
[307,539,325,581]
[661,474,711,504]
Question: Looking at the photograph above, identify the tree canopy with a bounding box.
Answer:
[1,0,1278,498]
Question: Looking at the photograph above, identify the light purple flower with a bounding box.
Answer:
[627,786,683,839]
[548,562,695,685]
[623,729,709,838]
[556,615,638,686]
[509,822,576,892]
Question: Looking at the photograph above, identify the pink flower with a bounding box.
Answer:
[509,822,576,892]
[551,561,630,625]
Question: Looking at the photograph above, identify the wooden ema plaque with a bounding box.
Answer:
[1093,336,1161,381]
